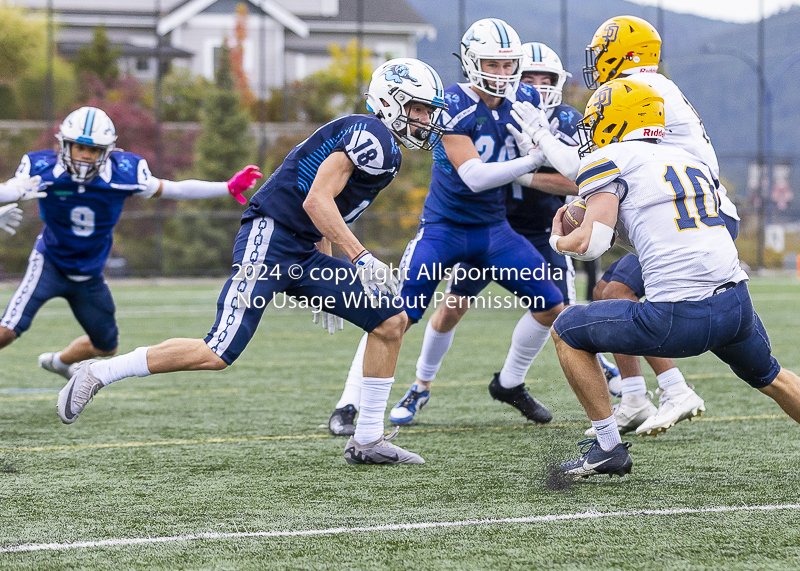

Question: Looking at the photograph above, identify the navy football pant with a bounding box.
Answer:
[205,217,404,365]
[553,281,780,388]
[0,248,118,351]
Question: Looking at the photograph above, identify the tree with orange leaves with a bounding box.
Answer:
[230,2,254,110]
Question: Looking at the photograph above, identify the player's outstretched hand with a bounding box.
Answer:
[506,123,534,156]
[313,310,344,335]
[0,203,23,235]
[353,251,398,299]
[506,123,545,171]
[511,101,550,145]
[227,165,263,205]
[11,175,47,201]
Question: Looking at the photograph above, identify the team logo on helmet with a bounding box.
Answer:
[463,29,481,47]
[383,64,418,84]
[602,23,620,42]
[597,85,613,107]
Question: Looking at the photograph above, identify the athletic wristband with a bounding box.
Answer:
[549,234,566,255]
[351,249,368,264]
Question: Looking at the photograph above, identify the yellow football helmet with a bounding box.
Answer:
[583,15,661,90]
[577,77,665,158]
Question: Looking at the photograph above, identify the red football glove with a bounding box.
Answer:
[227,165,263,205]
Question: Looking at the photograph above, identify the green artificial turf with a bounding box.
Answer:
[1,276,799,570]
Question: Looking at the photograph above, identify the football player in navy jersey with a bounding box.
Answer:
[58,59,448,466]
[0,106,262,381]
[327,21,568,436]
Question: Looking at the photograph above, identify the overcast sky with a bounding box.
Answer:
[627,0,800,22]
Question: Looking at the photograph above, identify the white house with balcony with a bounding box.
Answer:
[17,0,435,98]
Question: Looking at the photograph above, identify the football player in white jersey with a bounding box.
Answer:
[516,15,740,438]
[531,78,800,478]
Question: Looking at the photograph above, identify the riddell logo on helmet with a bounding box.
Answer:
[498,48,513,53]
[643,128,664,138]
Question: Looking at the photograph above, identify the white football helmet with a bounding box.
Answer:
[56,107,117,183]
[366,58,447,151]
[460,18,523,98]
[521,42,572,109]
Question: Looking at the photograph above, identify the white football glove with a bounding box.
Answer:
[6,175,47,201]
[313,310,344,335]
[511,101,551,145]
[353,251,398,299]
[0,203,23,235]
[506,122,535,157]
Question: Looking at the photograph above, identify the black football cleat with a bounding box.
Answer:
[560,439,633,479]
[328,405,357,436]
[488,372,552,423]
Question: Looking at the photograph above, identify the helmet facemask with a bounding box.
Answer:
[467,55,522,98]
[366,59,447,152]
[382,89,445,150]
[583,40,629,90]
[577,110,602,158]
[56,136,114,183]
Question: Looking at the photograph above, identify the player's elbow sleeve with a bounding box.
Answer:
[457,157,535,193]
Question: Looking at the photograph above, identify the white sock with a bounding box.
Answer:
[620,375,647,396]
[336,333,368,410]
[90,347,151,386]
[52,352,67,371]
[657,367,688,391]
[353,376,393,445]
[499,312,550,388]
[415,321,456,382]
[591,414,622,451]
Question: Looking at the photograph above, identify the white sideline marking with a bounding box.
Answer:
[2,504,799,554]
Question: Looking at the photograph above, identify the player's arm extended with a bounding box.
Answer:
[149,166,262,203]
[302,151,365,262]
[515,171,578,196]
[445,134,539,193]
[550,192,618,261]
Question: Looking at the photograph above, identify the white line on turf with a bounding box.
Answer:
[2,504,799,553]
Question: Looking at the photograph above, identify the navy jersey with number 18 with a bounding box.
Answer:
[245,114,402,244]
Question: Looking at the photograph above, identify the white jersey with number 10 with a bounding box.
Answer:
[576,141,748,303]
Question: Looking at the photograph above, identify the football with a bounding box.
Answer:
[561,199,587,235]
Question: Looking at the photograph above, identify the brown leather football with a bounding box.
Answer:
[562,199,586,235]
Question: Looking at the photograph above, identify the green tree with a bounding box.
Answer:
[161,67,215,122]
[75,25,120,88]
[193,44,253,180]
[291,39,374,122]
[0,4,45,83]
[162,44,254,273]
[0,4,76,120]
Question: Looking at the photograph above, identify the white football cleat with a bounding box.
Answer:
[38,352,78,380]
[344,428,424,465]
[585,393,656,437]
[636,385,705,437]
[57,360,102,424]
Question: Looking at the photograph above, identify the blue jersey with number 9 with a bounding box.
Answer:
[245,114,402,244]
[16,149,155,278]
[422,82,540,225]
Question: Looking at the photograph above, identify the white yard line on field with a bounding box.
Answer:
[2,504,799,554]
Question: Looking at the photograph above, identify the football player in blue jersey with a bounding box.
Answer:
[329,42,591,434]
[58,59,448,466]
[327,21,568,436]
[0,106,263,381]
